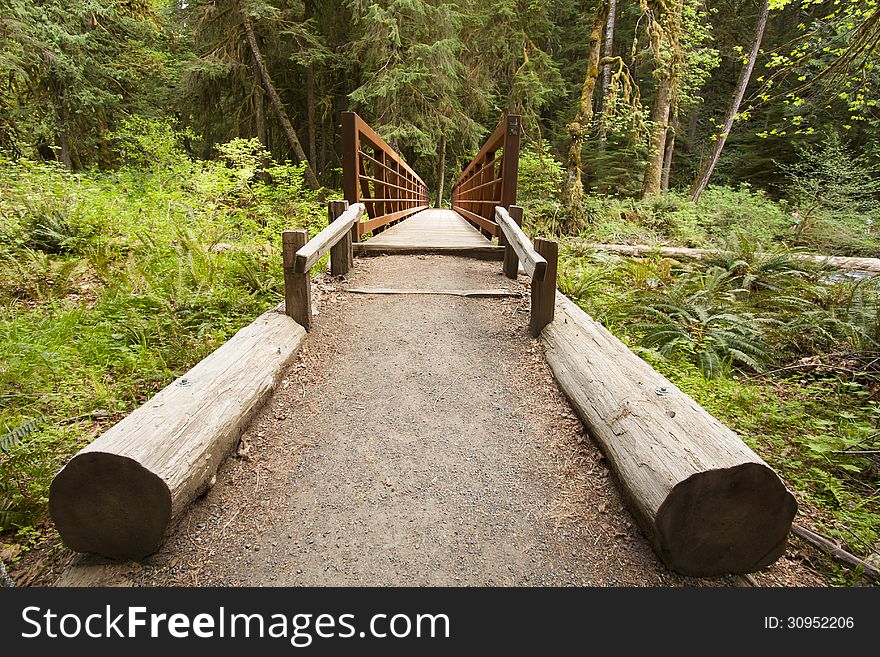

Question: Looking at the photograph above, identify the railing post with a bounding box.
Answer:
[503,205,524,279]
[328,200,352,276]
[529,237,558,337]
[341,112,360,242]
[500,114,521,210]
[283,229,311,330]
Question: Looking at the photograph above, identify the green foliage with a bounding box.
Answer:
[559,240,880,576]
[576,185,792,247]
[781,134,880,256]
[0,127,323,533]
[0,0,176,166]
[703,232,818,292]
[517,143,565,235]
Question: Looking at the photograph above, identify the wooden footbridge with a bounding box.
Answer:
[48,113,798,582]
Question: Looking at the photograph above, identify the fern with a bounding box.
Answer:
[0,418,42,454]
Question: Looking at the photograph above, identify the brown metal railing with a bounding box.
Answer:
[342,112,430,241]
[450,114,521,238]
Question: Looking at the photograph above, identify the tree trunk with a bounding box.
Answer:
[563,0,609,219]
[58,132,73,170]
[253,61,267,147]
[691,0,770,203]
[541,294,797,576]
[661,112,677,191]
[240,10,320,190]
[436,135,446,208]
[50,306,307,560]
[601,0,616,98]
[306,65,317,165]
[597,0,617,148]
[641,79,672,197]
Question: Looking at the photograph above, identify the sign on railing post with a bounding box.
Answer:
[500,115,521,210]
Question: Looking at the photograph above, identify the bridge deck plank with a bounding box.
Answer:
[360,208,493,250]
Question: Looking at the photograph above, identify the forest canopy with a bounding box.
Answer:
[0,0,877,212]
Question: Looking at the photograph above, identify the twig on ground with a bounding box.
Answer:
[432,381,457,411]
[791,523,879,582]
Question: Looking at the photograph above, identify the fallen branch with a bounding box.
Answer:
[748,363,859,379]
[587,243,880,275]
[791,523,880,582]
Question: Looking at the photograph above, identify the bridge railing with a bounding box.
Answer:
[283,200,365,330]
[451,114,521,239]
[495,205,557,337]
[342,112,430,241]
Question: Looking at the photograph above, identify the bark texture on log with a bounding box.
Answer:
[540,293,797,575]
[50,306,306,560]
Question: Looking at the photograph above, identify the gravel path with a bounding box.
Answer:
[109,254,820,587]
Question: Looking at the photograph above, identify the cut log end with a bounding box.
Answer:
[654,463,798,576]
[49,452,171,561]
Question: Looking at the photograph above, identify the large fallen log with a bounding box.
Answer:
[49,305,306,560]
[540,293,798,576]
[590,243,880,276]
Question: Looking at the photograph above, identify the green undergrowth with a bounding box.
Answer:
[516,147,880,257]
[558,244,880,584]
[556,186,880,256]
[0,122,332,551]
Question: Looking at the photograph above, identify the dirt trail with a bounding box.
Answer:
[70,254,818,587]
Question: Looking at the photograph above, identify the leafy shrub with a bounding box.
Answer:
[517,143,566,235]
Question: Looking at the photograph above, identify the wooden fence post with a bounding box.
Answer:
[500,114,521,208]
[341,111,360,243]
[503,205,524,279]
[283,229,311,330]
[530,237,558,337]
[328,200,352,276]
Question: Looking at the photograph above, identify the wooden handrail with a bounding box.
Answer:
[495,205,558,337]
[283,200,359,330]
[495,206,546,281]
[342,112,430,241]
[451,114,521,238]
[294,203,365,273]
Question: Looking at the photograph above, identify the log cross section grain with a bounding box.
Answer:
[540,293,798,576]
[495,206,546,281]
[294,202,365,273]
[49,306,307,560]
